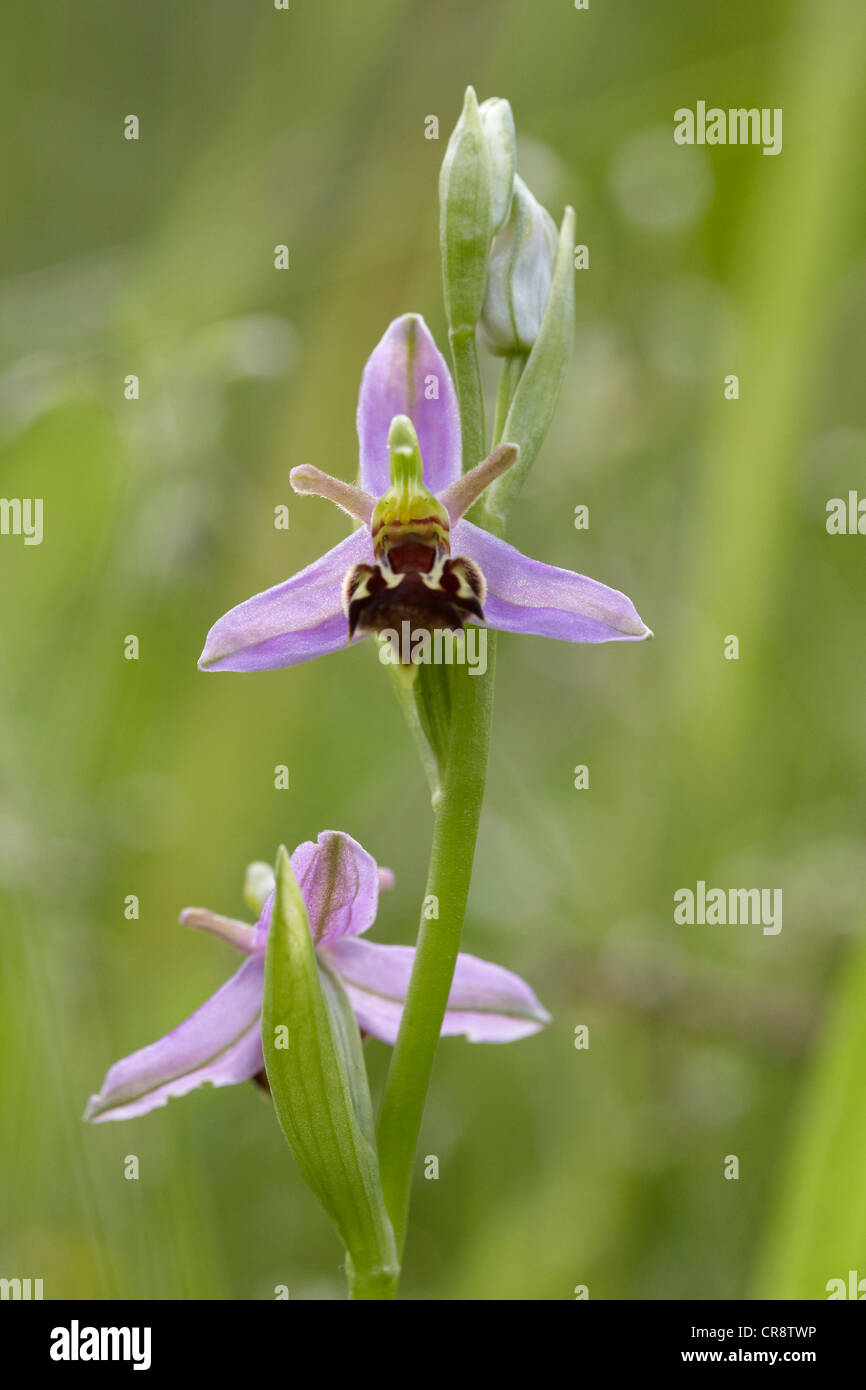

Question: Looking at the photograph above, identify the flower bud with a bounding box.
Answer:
[478,97,516,233]
[486,206,576,521]
[478,175,558,356]
[439,86,494,334]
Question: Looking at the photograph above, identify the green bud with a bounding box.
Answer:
[479,176,558,356]
[439,86,494,334]
[478,97,516,233]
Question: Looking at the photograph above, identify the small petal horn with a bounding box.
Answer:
[438,443,520,523]
[290,465,375,524]
[179,908,259,954]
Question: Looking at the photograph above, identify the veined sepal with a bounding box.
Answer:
[262,846,399,1298]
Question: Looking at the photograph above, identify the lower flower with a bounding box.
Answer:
[84,830,551,1123]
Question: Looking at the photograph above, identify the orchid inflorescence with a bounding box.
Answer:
[86,86,650,1300]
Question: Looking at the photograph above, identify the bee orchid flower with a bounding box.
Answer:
[198,314,651,673]
[84,831,550,1123]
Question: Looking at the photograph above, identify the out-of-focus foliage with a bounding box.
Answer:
[756,932,866,1298]
[1,0,865,1299]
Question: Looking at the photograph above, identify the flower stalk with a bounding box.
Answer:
[377,646,497,1253]
[449,325,487,473]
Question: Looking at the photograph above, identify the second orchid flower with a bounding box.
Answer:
[85,830,550,1124]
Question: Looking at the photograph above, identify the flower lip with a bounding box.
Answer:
[387,540,437,575]
[344,551,486,641]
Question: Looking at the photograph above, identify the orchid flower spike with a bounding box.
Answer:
[198,314,651,673]
[84,831,550,1122]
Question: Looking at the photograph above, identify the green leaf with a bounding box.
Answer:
[485,205,576,526]
[754,932,866,1298]
[262,846,399,1297]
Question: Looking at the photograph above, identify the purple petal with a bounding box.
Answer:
[321,938,551,1045]
[198,529,372,672]
[357,314,461,496]
[455,520,652,643]
[291,831,381,945]
[84,957,265,1123]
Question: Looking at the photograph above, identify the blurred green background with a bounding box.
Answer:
[2,0,866,1300]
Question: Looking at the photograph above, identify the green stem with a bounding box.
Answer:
[473,352,528,530]
[376,643,496,1254]
[346,1255,399,1301]
[375,351,521,1272]
[449,326,486,471]
[493,352,527,446]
